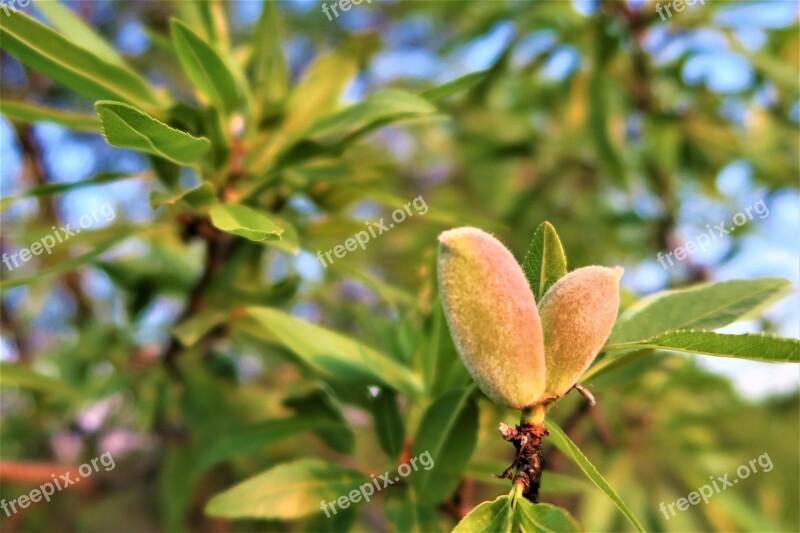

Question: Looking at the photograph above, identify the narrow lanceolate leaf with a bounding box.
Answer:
[384,490,441,533]
[411,388,478,503]
[0,99,100,131]
[150,182,217,209]
[170,19,240,113]
[604,330,800,363]
[205,459,367,520]
[0,235,129,291]
[609,278,792,343]
[372,389,405,460]
[306,89,437,145]
[193,417,340,476]
[252,0,288,112]
[249,51,358,171]
[547,420,645,532]
[209,204,283,242]
[514,500,581,533]
[95,101,210,165]
[420,70,489,102]
[0,11,162,109]
[242,307,422,396]
[0,363,82,400]
[521,221,568,301]
[172,309,229,347]
[35,1,127,66]
[453,495,513,533]
[1,172,134,212]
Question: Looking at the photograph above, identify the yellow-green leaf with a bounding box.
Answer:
[205,458,367,520]
[170,19,240,114]
[0,10,162,109]
[95,101,210,166]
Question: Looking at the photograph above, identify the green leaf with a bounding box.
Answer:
[252,0,288,114]
[264,214,300,254]
[547,420,645,532]
[411,388,478,503]
[170,19,240,113]
[173,309,229,347]
[0,234,130,291]
[609,278,792,343]
[372,389,405,459]
[420,70,489,101]
[283,388,355,454]
[0,363,82,400]
[95,101,210,165]
[522,221,568,301]
[453,495,513,533]
[242,306,422,396]
[384,489,442,533]
[209,204,284,242]
[0,99,100,131]
[0,10,162,109]
[150,182,217,209]
[204,458,367,520]
[248,50,357,171]
[1,172,134,212]
[193,417,339,475]
[514,499,581,533]
[35,1,127,67]
[306,89,437,145]
[604,330,800,363]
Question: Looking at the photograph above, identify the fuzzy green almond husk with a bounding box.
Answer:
[539,265,623,398]
[438,227,546,409]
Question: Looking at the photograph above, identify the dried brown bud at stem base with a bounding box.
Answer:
[539,266,623,398]
[496,405,549,503]
[438,227,546,409]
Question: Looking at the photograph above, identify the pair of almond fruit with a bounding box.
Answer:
[438,227,622,410]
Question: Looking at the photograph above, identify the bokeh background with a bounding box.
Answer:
[1,1,798,532]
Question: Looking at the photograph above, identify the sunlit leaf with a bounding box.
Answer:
[0,99,100,131]
[306,89,437,145]
[547,420,645,532]
[1,172,135,211]
[170,19,240,113]
[609,278,792,343]
[605,330,800,363]
[36,1,127,66]
[453,495,513,533]
[209,204,283,242]
[0,10,162,109]
[242,306,422,396]
[0,363,82,400]
[205,458,367,519]
[252,0,288,114]
[420,70,489,101]
[95,101,210,165]
[515,499,582,533]
[522,221,568,301]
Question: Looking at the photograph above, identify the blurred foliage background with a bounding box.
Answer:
[0,0,798,532]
